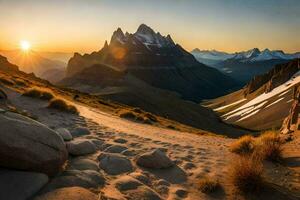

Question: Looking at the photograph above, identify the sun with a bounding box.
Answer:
[20,40,31,51]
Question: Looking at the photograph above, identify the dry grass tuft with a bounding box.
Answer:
[230,135,254,155]
[230,155,264,193]
[118,109,158,124]
[255,131,284,162]
[48,98,78,114]
[199,177,220,193]
[23,88,54,100]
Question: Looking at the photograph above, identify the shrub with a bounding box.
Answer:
[119,110,137,120]
[23,88,42,98]
[230,135,254,155]
[199,177,220,193]
[23,88,54,100]
[48,98,78,114]
[256,131,284,162]
[230,155,264,193]
[40,91,54,100]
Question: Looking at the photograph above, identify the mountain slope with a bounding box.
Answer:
[0,50,66,83]
[65,24,238,102]
[206,59,300,131]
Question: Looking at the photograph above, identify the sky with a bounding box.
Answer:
[0,0,299,53]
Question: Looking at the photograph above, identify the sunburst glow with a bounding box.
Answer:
[20,40,31,51]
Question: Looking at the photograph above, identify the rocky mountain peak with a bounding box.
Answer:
[110,27,126,44]
[136,24,155,35]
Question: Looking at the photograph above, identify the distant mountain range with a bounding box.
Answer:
[192,48,300,84]
[0,50,69,83]
[208,58,300,131]
[64,24,238,102]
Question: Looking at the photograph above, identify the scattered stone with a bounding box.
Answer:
[71,127,91,137]
[69,158,99,171]
[123,186,162,200]
[183,162,196,170]
[155,179,170,187]
[89,139,105,149]
[98,153,133,175]
[122,150,137,157]
[66,140,97,156]
[156,185,169,195]
[56,128,73,141]
[0,111,67,176]
[114,138,128,144]
[104,145,128,153]
[129,172,150,185]
[136,149,174,169]
[0,170,48,200]
[175,188,188,198]
[114,176,143,191]
[34,187,99,200]
[42,170,105,192]
[99,143,112,151]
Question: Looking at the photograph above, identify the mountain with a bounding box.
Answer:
[230,48,299,62]
[214,48,300,84]
[191,49,235,66]
[192,48,300,84]
[38,51,73,63]
[206,59,300,131]
[65,24,238,102]
[0,55,19,72]
[0,50,67,83]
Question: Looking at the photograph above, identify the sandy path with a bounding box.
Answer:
[6,88,298,199]
[78,105,233,147]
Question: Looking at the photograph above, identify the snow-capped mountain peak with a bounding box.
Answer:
[110,27,126,44]
[109,24,176,50]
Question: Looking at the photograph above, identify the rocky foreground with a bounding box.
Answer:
[0,87,299,200]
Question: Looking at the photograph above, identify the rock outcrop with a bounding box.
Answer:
[244,59,300,96]
[282,85,300,134]
[0,111,68,176]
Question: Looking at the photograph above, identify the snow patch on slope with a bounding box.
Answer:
[222,70,300,121]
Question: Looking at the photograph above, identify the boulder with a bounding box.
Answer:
[41,170,105,193]
[68,158,99,171]
[56,128,73,141]
[104,144,128,153]
[66,140,97,156]
[98,153,133,175]
[0,170,48,200]
[114,138,128,144]
[114,176,143,191]
[0,111,68,176]
[136,149,174,169]
[70,127,91,137]
[34,187,99,200]
[129,172,151,185]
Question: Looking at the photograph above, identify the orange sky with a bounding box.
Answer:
[1,0,299,54]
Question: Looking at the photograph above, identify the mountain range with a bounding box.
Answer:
[192,48,300,84]
[64,24,238,102]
